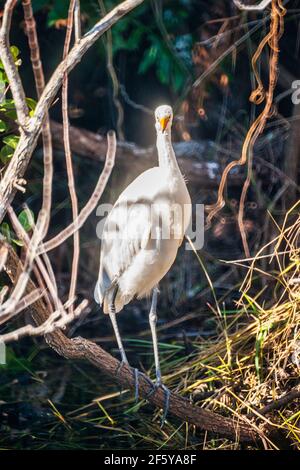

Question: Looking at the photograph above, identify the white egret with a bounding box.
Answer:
[95,105,191,419]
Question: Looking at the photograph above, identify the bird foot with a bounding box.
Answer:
[132,369,154,403]
[115,359,129,396]
[160,383,170,427]
[146,379,170,426]
[133,368,139,402]
[116,359,129,377]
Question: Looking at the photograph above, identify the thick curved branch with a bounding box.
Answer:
[2,240,259,443]
[49,120,246,187]
[46,333,260,443]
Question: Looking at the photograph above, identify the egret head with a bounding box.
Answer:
[155,105,173,134]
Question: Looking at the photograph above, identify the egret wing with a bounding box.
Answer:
[94,198,152,304]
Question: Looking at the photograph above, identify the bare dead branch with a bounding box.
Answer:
[62,0,80,314]
[258,385,300,415]
[0,287,43,326]
[0,299,88,343]
[21,0,45,97]
[21,0,54,237]
[1,239,262,443]
[49,120,247,187]
[0,209,48,316]
[7,206,64,316]
[74,0,82,42]
[0,286,9,305]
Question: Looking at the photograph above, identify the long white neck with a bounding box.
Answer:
[156,131,181,175]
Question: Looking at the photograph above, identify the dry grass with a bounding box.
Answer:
[163,202,300,449]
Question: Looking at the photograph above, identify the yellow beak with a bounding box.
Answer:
[159,116,170,132]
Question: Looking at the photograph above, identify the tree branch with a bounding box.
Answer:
[1,239,259,443]
[255,385,300,416]
[49,120,245,187]
[62,0,79,313]
[22,0,54,237]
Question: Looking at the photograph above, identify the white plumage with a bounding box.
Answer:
[94,105,191,415]
[95,105,191,312]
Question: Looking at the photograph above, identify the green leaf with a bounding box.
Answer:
[1,99,16,109]
[0,222,11,243]
[3,135,19,150]
[18,209,35,232]
[138,45,158,74]
[0,120,7,133]
[26,97,37,111]
[125,27,145,51]
[10,46,20,60]
[0,144,14,163]
[4,110,17,121]
[12,238,24,247]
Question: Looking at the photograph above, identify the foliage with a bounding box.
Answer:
[31,0,196,93]
[0,46,22,164]
[0,210,35,247]
[0,47,36,246]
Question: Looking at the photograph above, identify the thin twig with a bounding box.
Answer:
[0,287,43,326]
[62,0,79,314]
[0,209,47,316]
[0,299,88,343]
[7,206,65,316]
[251,385,300,416]
[74,0,82,42]
[21,0,54,238]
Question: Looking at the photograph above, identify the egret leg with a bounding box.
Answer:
[148,287,170,426]
[108,285,128,366]
[107,285,139,400]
